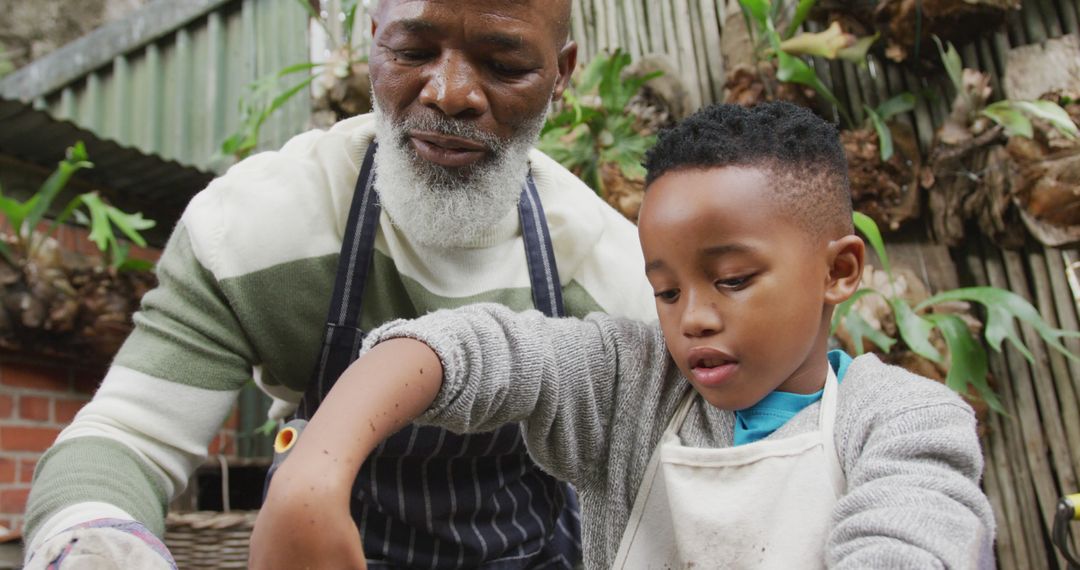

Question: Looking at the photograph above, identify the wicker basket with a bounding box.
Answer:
[164,511,258,569]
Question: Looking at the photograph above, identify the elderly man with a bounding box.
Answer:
[23,0,654,568]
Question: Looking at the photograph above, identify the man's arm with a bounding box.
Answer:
[25,220,257,564]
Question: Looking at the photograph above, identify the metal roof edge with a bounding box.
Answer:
[0,0,237,102]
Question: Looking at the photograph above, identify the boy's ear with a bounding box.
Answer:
[824,235,865,306]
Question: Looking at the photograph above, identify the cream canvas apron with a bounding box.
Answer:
[612,367,844,569]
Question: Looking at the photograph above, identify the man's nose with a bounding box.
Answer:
[418,52,489,118]
[681,293,722,337]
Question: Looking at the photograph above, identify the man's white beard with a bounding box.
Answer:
[372,100,546,248]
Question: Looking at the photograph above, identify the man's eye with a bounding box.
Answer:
[392,49,434,62]
[489,61,531,77]
[653,289,679,303]
[716,276,751,290]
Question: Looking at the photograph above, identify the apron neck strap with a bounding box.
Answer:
[296,142,564,418]
[518,173,564,318]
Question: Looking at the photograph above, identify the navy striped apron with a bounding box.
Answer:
[292,142,581,568]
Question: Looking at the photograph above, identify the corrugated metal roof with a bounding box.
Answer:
[0,0,311,174]
[0,96,214,245]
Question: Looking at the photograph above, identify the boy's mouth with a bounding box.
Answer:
[687,348,739,387]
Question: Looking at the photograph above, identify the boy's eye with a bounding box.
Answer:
[716,275,752,290]
[653,289,680,303]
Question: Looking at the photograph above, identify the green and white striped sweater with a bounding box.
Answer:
[24,113,657,551]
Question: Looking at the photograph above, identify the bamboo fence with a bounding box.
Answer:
[566,1,1080,567]
[332,0,1080,566]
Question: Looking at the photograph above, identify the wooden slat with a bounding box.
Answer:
[962,244,1035,569]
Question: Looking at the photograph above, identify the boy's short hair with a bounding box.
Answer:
[643,102,853,239]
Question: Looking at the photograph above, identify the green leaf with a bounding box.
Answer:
[42,194,87,246]
[845,308,898,355]
[78,192,115,252]
[933,36,964,94]
[831,287,877,333]
[835,33,879,64]
[889,299,943,363]
[917,287,1080,363]
[852,211,892,278]
[982,102,1034,139]
[926,314,1005,413]
[864,106,894,161]
[25,144,93,234]
[342,0,360,46]
[0,193,33,239]
[117,256,155,273]
[738,0,770,31]
[831,289,897,354]
[783,0,818,39]
[577,51,610,95]
[105,205,155,247]
[779,22,851,59]
[255,418,278,437]
[1011,100,1079,139]
[874,92,916,122]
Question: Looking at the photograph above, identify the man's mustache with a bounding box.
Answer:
[392,113,503,153]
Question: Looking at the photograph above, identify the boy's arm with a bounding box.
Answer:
[828,398,995,569]
[252,304,657,568]
[251,338,442,570]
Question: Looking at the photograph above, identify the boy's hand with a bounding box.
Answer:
[249,466,366,569]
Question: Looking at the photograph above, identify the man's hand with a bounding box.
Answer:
[249,466,366,570]
[24,519,176,570]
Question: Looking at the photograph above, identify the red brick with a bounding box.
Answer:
[0,458,14,484]
[18,396,50,422]
[19,458,38,484]
[0,426,61,452]
[221,434,235,456]
[0,488,29,513]
[207,434,222,455]
[223,407,240,430]
[0,363,69,392]
[0,395,12,419]
[54,397,89,424]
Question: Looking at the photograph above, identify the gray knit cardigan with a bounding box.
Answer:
[362,303,996,569]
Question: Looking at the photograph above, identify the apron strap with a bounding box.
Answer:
[519,174,565,318]
[295,148,564,419]
[296,142,381,419]
[819,365,846,497]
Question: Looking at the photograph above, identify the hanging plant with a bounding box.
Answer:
[812,0,1021,64]
[538,49,667,221]
[0,143,157,361]
[832,213,1080,422]
[921,38,1078,248]
[221,0,369,160]
[841,93,923,231]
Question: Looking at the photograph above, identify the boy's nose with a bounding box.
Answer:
[418,53,489,118]
[681,295,722,337]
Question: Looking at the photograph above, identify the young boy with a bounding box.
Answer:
[251,102,995,569]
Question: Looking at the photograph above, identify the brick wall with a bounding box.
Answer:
[0,360,241,536]
[0,224,241,537]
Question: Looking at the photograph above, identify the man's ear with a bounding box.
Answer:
[824,234,865,306]
[552,42,578,101]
